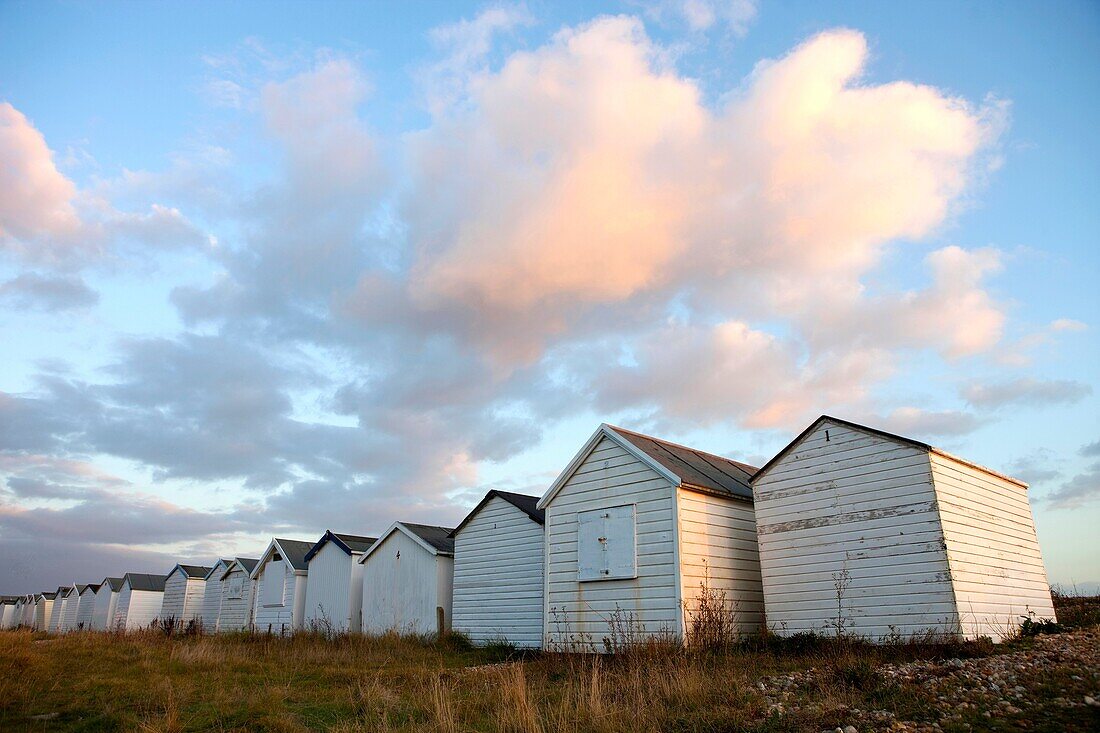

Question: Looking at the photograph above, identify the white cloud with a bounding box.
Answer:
[421,4,535,114]
[586,320,894,429]
[645,0,758,36]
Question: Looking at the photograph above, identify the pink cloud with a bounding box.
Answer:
[391,21,1003,366]
[0,102,211,268]
[0,102,83,262]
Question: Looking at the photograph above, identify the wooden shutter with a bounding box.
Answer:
[228,574,244,600]
[262,560,285,606]
[577,504,637,581]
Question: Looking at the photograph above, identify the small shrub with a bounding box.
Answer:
[1019,616,1063,637]
[437,630,474,652]
[761,630,831,656]
[686,569,742,652]
[602,605,643,654]
[827,651,880,691]
[481,636,520,660]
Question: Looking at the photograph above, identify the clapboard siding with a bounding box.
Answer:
[677,489,765,637]
[201,577,223,630]
[34,598,53,630]
[217,565,256,632]
[92,585,118,630]
[76,588,98,629]
[544,436,680,647]
[930,452,1056,640]
[200,561,231,631]
[161,574,206,624]
[453,496,544,648]
[60,587,81,632]
[113,588,163,630]
[361,530,453,636]
[304,542,362,633]
[252,559,305,634]
[48,594,67,632]
[755,420,959,637]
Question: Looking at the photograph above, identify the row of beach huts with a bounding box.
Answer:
[1,417,1058,646]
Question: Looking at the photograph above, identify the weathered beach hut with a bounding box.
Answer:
[21,596,35,628]
[160,564,212,627]
[34,592,56,630]
[217,557,258,632]
[451,491,545,648]
[303,531,377,633]
[113,573,166,630]
[539,424,765,649]
[251,539,313,634]
[199,559,233,631]
[0,597,16,628]
[11,596,23,627]
[76,583,101,629]
[60,584,86,632]
[751,415,1057,641]
[92,578,124,630]
[47,586,68,632]
[359,522,455,636]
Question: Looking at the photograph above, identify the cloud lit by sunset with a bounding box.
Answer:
[0,1,1096,594]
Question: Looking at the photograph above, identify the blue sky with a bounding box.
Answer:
[0,0,1097,594]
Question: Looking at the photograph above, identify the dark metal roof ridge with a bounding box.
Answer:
[450,489,545,538]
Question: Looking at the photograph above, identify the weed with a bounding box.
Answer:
[1019,615,1064,637]
[685,564,743,652]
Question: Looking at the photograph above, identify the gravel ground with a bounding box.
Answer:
[758,628,1100,732]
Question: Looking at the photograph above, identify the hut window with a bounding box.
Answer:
[577,504,636,581]
[262,560,285,606]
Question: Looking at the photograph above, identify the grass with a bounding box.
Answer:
[1051,587,1100,630]
[1,594,1096,732]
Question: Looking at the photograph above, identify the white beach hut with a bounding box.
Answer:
[750,415,1057,641]
[34,592,56,630]
[0,597,16,628]
[539,424,765,650]
[359,522,456,636]
[160,564,212,628]
[113,573,166,630]
[452,491,545,648]
[217,557,259,632]
[21,594,35,627]
[76,583,101,629]
[60,584,85,632]
[47,586,68,632]
[199,559,233,632]
[92,578,124,630]
[251,539,313,634]
[303,531,376,634]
